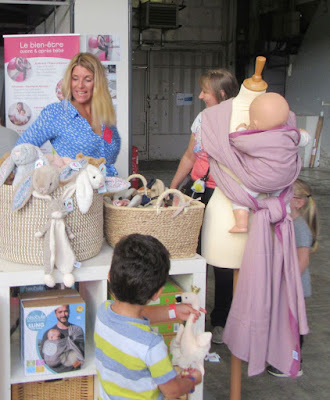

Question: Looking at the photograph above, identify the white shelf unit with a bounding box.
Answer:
[0,241,206,400]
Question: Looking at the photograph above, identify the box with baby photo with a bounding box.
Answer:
[20,290,85,376]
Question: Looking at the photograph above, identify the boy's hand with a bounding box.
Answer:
[175,304,206,322]
[186,368,202,385]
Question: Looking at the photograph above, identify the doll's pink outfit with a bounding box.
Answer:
[201,98,308,377]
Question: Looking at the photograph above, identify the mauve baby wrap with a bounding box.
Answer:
[202,99,308,377]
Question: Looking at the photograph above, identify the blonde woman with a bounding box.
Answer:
[16,52,120,176]
[170,69,239,345]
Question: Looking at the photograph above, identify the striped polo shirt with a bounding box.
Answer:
[94,301,177,400]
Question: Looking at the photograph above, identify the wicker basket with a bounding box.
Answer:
[11,375,94,400]
[0,184,104,265]
[104,182,205,258]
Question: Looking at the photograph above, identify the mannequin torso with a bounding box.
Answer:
[201,84,266,269]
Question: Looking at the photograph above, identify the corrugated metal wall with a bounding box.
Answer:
[132,50,226,160]
[149,50,225,160]
[131,0,236,160]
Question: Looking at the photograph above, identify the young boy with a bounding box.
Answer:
[94,233,203,399]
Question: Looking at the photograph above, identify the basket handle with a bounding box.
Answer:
[155,188,186,214]
[126,174,148,196]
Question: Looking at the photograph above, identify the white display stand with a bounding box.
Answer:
[0,241,206,400]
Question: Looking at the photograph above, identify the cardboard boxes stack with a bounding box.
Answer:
[149,278,184,357]
[19,288,86,376]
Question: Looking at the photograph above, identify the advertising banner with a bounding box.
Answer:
[4,34,80,135]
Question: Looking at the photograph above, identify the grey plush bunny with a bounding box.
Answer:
[0,143,49,187]
[35,184,77,288]
[12,164,60,211]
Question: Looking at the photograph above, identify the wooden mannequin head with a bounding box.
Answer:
[249,92,289,130]
[243,56,268,92]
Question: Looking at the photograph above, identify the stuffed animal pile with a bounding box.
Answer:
[0,144,128,287]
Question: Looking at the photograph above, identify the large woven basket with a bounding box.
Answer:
[0,184,104,265]
[11,375,94,400]
[104,182,205,258]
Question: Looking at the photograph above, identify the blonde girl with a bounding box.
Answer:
[268,178,320,378]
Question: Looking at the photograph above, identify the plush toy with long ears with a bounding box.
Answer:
[170,286,212,375]
[0,143,49,187]
[12,164,61,211]
[59,160,105,214]
[35,184,77,288]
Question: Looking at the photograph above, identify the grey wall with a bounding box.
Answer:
[132,0,236,160]
[286,0,330,166]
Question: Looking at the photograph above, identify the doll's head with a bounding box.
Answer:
[249,92,289,130]
[47,328,61,341]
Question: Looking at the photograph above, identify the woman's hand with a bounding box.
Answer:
[175,303,206,322]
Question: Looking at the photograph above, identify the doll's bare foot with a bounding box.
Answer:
[229,225,248,233]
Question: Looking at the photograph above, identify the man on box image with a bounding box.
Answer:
[40,305,85,373]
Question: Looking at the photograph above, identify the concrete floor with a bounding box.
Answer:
[139,161,330,400]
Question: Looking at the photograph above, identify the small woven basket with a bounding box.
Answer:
[0,184,104,265]
[104,176,205,258]
[11,375,94,400]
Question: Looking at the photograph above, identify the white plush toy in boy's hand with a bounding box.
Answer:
[0,143,49,187]
[170,287,212,375]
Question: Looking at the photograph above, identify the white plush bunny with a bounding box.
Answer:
[35,184,77,288]
[75,164,105,214]
[0,143,49,187]
[59,160,105,214]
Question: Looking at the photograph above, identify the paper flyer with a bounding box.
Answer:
[4,34,80,135]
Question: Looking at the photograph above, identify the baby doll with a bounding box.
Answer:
[42,327,84,369]
[230,93,297,233]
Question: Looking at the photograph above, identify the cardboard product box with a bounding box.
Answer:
[20,292,85,377]
[151,319,182,334]
[162,332,177,352]
[148,278,183,306]
[19,288,80,302]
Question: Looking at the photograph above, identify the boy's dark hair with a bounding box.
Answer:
[109,234,170,305]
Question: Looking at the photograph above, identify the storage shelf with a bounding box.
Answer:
[1,240,206,400]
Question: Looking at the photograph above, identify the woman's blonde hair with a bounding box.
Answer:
[199,69,239,104]
[293,179,320,253]
[61,52,116,131]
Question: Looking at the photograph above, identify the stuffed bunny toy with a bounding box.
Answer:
[170,287,212,375]
[59,160,105,214]
[0,153,15,185]
[76,153,106,168]
[0,143,49,187]
[12,164,61,211]
[35,184,77,288]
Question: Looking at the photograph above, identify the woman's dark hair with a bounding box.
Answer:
[109,234,170,305]
[199,68,239,103]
